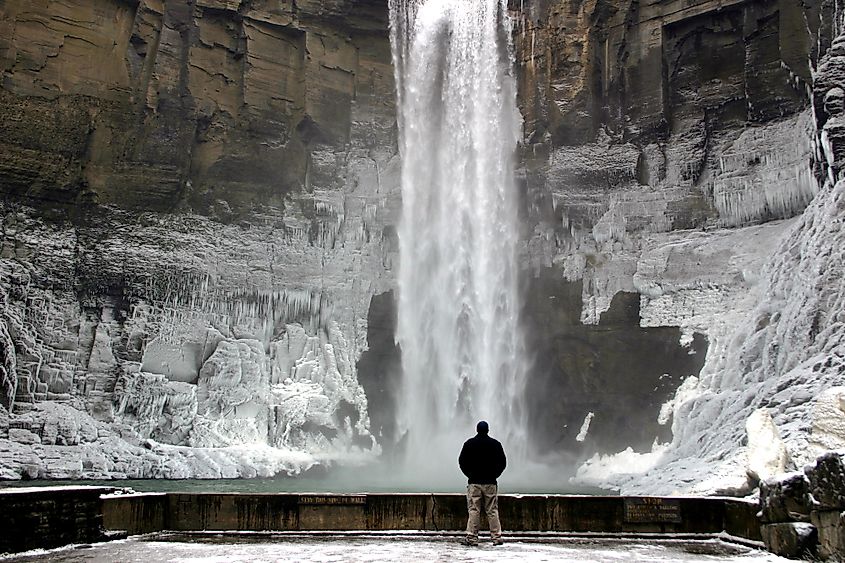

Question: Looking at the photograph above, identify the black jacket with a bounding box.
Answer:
[458,433,507,485]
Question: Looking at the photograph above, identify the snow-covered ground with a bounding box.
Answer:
[1,536,790,563]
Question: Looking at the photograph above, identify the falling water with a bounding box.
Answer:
[389,0,527,478]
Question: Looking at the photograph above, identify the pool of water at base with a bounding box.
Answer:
[0,464,614,495]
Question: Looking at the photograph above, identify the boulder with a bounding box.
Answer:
[806,452,845,510]
[760,522,817,559]
[746,408,791,481]
[759,472,811,523]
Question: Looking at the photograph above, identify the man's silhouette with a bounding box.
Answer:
[458,420,506,545]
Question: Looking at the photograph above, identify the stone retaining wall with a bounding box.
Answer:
[0,488,765,555]
[760,452,845,560]
[103,493,760,539]
[0,486,114,554]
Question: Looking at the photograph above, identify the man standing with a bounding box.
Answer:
[458,420,507,546]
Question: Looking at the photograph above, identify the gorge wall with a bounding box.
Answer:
[513,0,845,493]
[0,0,841,493]
[0,0,401,479]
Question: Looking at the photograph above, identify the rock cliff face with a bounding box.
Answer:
[0,0,400,479]
[513,0,845,493]
[0,0,841,490]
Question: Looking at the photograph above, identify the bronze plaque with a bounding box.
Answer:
[623,498,682,523]
[298,495,367,505]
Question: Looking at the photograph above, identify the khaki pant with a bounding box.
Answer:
[465,483,502,543]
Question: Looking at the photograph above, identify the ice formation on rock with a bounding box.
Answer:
[808,387,845,452]
[0,197,395,480]
[746,408,791,482]
[575,412,594,442]
[389,0,528,472]
[575,36,845,492]
[711,113,818,227]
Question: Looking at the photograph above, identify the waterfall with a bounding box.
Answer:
[389,0,527,478]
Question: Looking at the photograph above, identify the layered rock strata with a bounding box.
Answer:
[0,0,400,479]
[518,0,845,492]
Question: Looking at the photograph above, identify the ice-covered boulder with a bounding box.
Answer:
[747,408,792,481]
[31,402,99,446]
[269,379,334,452]
[189,339,271,447]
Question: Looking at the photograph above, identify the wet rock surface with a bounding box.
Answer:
[523,275,707,454]
[808,452,845,510]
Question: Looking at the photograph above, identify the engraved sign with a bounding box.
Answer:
[298,495,367,506]
[623,498,682,523]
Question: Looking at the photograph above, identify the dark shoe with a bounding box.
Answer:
[461,538,479,546]
[492,539,504,546]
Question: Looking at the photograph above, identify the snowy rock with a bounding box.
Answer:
[806,452,845,510]
[760,522,817,559]
[197,339,269,420]
[8,428,40,445]
[31,402,100,446]
[825,87,845,118]
[810,387,845,453]
[746,408,791,482]
[611,171,845,495]
[116,372,198,445]
[191,339,270,447]
[759,472,811,523]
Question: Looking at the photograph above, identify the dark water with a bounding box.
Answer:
[0,464,614,495]
[0,477,613,495]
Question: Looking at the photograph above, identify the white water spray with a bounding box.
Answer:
[389,0,527,479]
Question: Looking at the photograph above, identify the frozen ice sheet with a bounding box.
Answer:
[2,536,790,563]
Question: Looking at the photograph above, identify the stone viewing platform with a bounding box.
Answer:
[101,492,761,539]
[1,487,767,557]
